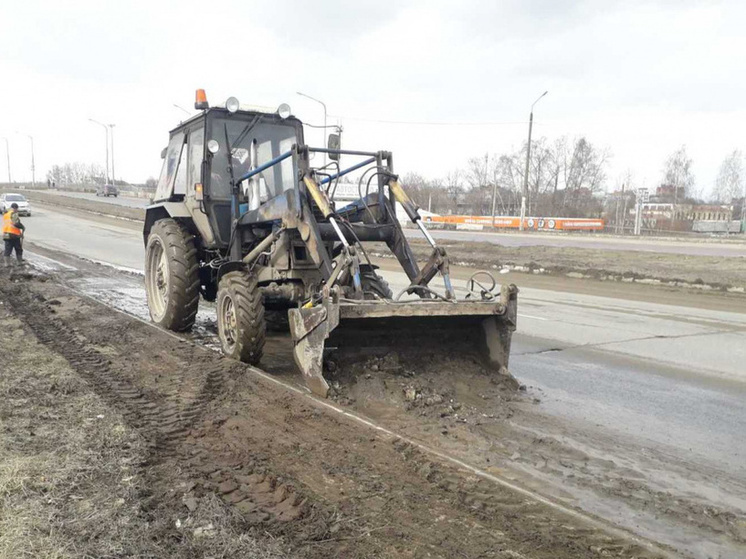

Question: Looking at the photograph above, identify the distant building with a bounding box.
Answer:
[632,202,737,233]
[650,184,687,204]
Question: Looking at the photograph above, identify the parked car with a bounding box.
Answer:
[96,184,118,197]
[0,193,32,216]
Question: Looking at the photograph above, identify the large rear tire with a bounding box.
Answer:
[217,271,265,365]
[145,218,200,332]
[360,265,393,300]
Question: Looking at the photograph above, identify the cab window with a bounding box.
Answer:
[154,132,186,202]
[208,117,298,200]
[188,126,204,194]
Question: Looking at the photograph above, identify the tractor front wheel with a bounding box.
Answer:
[144,219,200,331]
[217,271,265,365]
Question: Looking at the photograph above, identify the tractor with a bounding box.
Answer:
[144,90,518,397]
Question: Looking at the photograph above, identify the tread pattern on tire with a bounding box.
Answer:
[146,218,200,332]
[218,271,265,365]
[360,267,393,300]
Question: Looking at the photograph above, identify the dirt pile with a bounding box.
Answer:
[325,350,522,422]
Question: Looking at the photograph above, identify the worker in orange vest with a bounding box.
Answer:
[3,203,26,266]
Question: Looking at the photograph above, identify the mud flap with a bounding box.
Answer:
[288,295,340,397]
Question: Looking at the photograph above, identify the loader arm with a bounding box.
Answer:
[387,178,456,299]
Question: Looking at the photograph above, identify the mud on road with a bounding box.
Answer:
[0,263,680,558]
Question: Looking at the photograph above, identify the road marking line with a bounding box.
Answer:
[518,313,549,321]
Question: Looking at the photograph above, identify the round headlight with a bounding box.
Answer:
[226,96,240,113]
[277,103,291,119]
[207,139,220,154]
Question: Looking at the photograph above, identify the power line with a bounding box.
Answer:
[328,114,530,126]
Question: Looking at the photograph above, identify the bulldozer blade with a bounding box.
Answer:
[289,285,518,397]
[288,296,340,397]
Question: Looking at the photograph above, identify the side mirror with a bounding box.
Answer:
[160,147,168,160]
[327,133,341,161]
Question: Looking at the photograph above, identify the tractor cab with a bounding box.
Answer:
[152,94,304,249]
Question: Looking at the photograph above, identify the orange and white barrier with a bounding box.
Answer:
[423,215,605,232]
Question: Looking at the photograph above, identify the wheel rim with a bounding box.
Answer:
[219,293,238,353]
[146,239,169,320]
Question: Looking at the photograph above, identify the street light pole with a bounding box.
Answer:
[108,124,116,186]
[2,137,10,184]
[29,135,35,188]
[89,119,110,183]
[296,92,328,167]
[520,91,548,231]
[173,104,191,116]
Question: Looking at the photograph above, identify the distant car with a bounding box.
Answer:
[96,184,118,197]
[0,193,31,216]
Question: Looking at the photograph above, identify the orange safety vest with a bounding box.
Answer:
[2,210,22,237]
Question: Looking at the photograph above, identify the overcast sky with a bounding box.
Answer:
[1,0,744,196]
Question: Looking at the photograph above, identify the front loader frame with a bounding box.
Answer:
[222,143,517,397]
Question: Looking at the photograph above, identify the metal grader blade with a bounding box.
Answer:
[288,285,518,397]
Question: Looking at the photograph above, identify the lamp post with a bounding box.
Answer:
[2,137,10,184]
[520,91,548,231]
[28,135,35,188]
[108,124,116,186]
[296,92,328,167]
[173,104,191,116]
[89,118,110,183]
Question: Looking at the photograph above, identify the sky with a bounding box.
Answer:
[1,0,745,197]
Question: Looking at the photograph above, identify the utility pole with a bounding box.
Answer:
[520,91,548,231]
[297,92,328,167]
[13,132,34,188]
[635,188,649,236]
[2,137,10,184]
[491,182,498,228]
[89,119,110,183]
[615,182,626,234]
[108,124,116,185]
[29,135,35,188]
[741,180,746,230]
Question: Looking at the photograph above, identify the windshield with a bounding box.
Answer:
[6,194,26,202]
[208,117,298,200]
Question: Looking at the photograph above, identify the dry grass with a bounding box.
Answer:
[0,306,290,559]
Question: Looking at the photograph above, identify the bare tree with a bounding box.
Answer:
[46,162,106,190]
[662,145,695,204]
[564,137,609,193]
[465,154,491,191]
[559,137,610,216]
[713,150,744,203]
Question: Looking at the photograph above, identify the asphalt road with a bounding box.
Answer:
[21,205,746,556]
[31,189,746,257]
[36,189,151,209]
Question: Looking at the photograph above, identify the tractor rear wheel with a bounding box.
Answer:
[217,271,265,365]
[145,219,200,331]
[360,265,393,300]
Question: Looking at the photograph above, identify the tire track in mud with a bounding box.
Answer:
[0,277,310,533]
